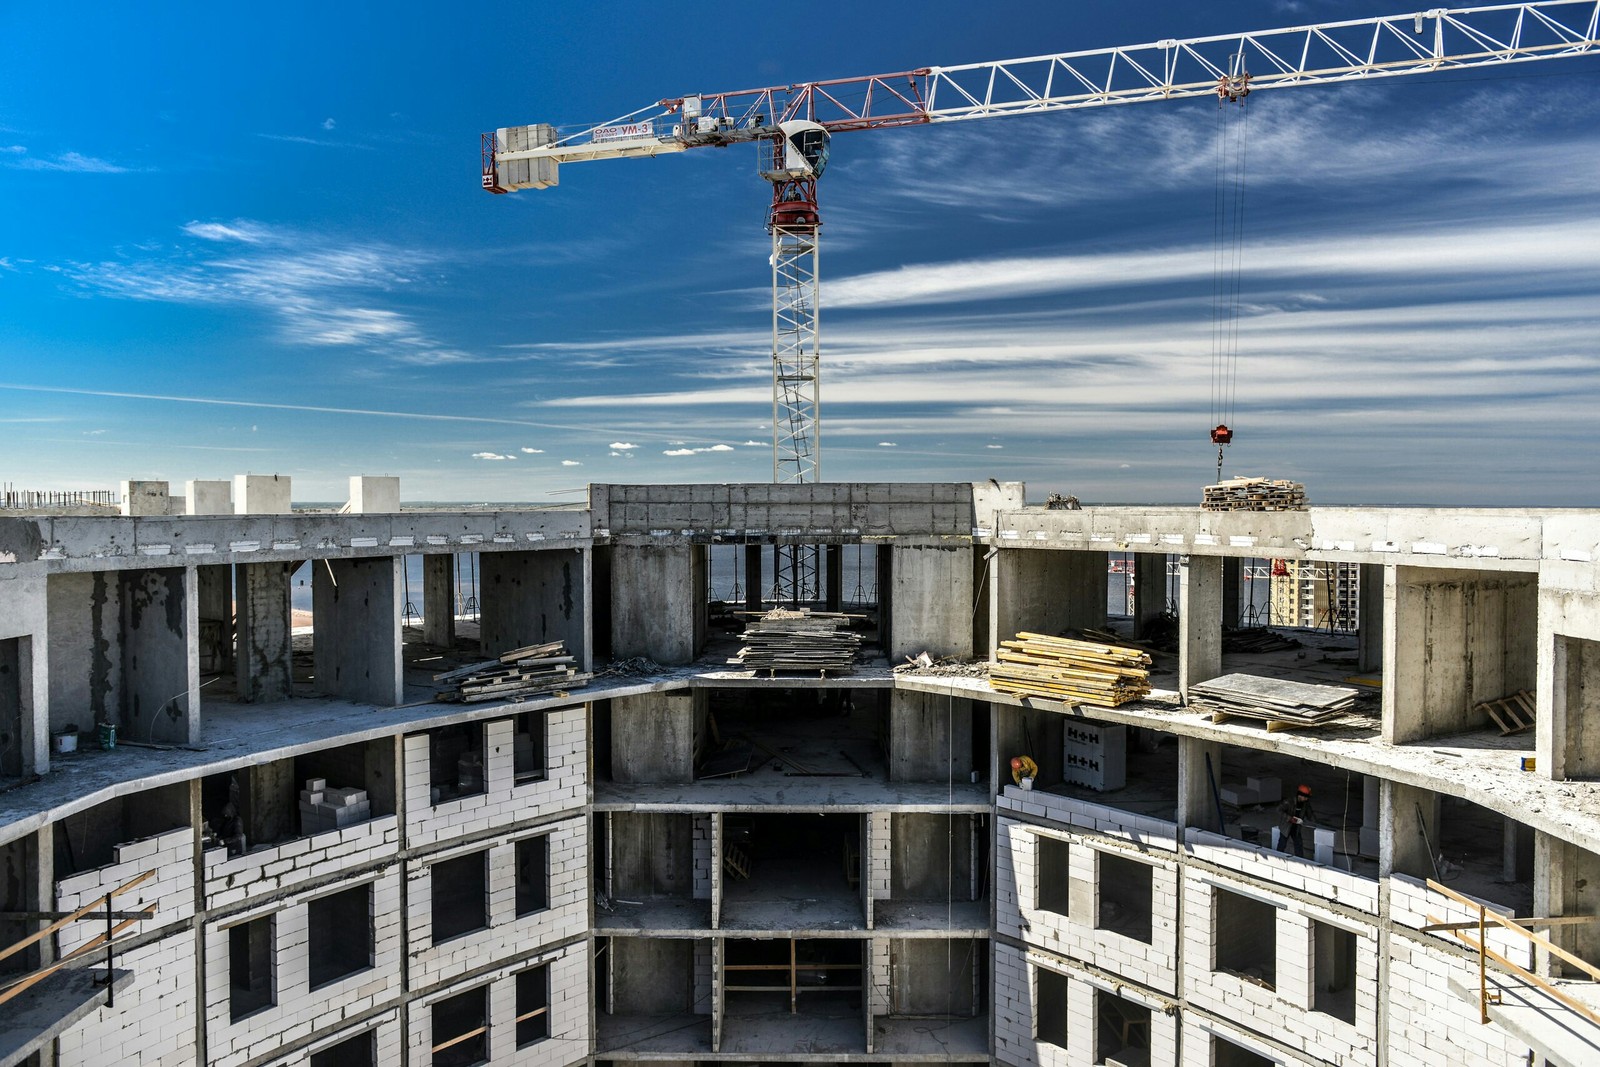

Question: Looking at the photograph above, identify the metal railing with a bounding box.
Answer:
[0,488,118,510]
[0,869,157,1009]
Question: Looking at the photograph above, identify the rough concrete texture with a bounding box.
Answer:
[233,473,290,515]
[421,553,454,648]
[234,562,292,703]
[610,691,696,784]
[991,548,1107,654]
[120,480,169,517]
[611,544,703,665]
[347,475,399,514]
[312,555,403,706]
[480,547,589,669]
[185,480,231,516]
[887,541,974,661]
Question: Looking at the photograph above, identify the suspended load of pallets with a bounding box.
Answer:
[734,609,861,675]
[434,640,591,703]
[1201,477,1308,512]
[990,632,1152,707]
[1188,673,1359,730]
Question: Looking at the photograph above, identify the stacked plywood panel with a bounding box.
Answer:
[435,640,591,703]
[735,609,861,674]
[1188,673,1359,730]
[1201,477,1308,512]
[990,632,1152,706]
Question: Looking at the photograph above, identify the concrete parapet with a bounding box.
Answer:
[233,473,291,515]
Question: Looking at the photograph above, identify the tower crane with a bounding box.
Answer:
[484,1,1598,598]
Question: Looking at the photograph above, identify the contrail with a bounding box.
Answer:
[0,382,606,434]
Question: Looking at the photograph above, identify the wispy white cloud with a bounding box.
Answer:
[608,441,637,450]
[472,452,515,460]
[877,441,896,447]
[663,443,736,456]
[182,220,270,243]
[5,147,134,173]
[561,459,582,466]
[520,446,544,453]
[322,118,337,131]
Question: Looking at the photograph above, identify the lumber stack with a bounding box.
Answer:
[1202,477,1308,512]
[1188,673,1359,730]
[734,609,861,674]
[990,632,1152,706]
[434,640,591,703]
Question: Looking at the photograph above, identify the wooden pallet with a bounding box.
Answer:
[1477,689,1535,735]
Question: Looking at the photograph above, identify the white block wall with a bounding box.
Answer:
[258,1011,403,1067]
[203,815,399,911]
[406,816,587,990]
[405,940,589,1067]
[692,813,713,899]
[1185,826,1381,914]
[202,867,403,1067]
[57,930,199,1067]
[405,707,586,849]
[55,827,195,954]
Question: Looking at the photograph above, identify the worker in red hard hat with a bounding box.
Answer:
[1010,755,1038,786]
[1278,783,1316,858]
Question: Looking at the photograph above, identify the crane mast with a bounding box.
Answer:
[483,1,1598,603]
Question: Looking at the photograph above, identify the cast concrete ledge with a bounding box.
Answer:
[0,968,133,1067]
[911,674,1600,861]
[982,504,1600,570]
[591,480,1023,541]
[0,509,590,571]
[1449,973,1600,1067]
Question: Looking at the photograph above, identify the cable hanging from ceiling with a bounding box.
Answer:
[1210,57,1252,482]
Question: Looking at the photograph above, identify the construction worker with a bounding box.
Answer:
[1279,783,1315,858]
[1010,755,1038,786]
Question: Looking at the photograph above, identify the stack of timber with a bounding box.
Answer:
[434,640,591,703]
[734,609,861,675]
[1188,673,1359,730]
[990,632,1152,707]
[1202,477,1308,512]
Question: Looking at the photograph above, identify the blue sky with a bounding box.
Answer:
[2,1,1597,505]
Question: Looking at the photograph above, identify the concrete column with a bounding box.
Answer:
[118,567,195,744]
[1534,833,1600,975]
[743,545,763,613]
[887,542,974,661]
[421,554,455,648]
[120,480,170,516]
[312,556,404,706]
[989,548,1106,655]
[887,691,972,782]
[610,692,695,784]
[235,562,293,703]
[480,548,589,668]
[611,545,702,666]
[825,545,843,613]
[1357,563,1384,673]
[1133,553,1168,637]
[196,565,233,673]
[347,475,399,513]
[1179,555,1223,700]
[1382,780,1439,880]
[1222,557,1242,628]
[1177,736,1224,832]
[234,474,291,515]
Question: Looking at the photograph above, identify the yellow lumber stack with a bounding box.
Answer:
[990,632,1152,707]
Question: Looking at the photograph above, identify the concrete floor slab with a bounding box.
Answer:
[594,1012,713,1056]
[595,898,712,933]
[0,968,131,1067]
[1449,974,1600,1067]
[872,899,990,935]
[873,1013,991,1058]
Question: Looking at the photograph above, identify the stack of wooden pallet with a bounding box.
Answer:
[735,609,861,674]
[1188,673,1359,730]
[990,632,1152,706]
[1201,477,1308,512]
[434,640,591,703]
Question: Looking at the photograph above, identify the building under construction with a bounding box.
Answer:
[2,476,1598,1067]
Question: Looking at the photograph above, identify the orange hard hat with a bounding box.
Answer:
[1297,783,1312,796]
[1010,757,1024,769]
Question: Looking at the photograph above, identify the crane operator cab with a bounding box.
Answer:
[763,120,830,181]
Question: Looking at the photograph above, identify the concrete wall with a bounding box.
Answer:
[991,549,1106,654]
[888,691,973,783]
[47,571,121,734]
[311,555,403,706]
[887,542,974,661]
[480,547,590,670]
[610,545,702,665]
[118,566,196,744]
[610,691,696,784]
[235,562,293,703]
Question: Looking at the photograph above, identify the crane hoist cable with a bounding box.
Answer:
[1210,64,1251,481]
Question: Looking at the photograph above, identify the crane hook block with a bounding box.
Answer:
[1210,424,1234,446]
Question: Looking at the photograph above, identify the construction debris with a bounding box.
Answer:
[1222,627,1302,654]
[1045,493,1082,510]
[1188,673,1360,730]
[990,632,1152,706]
[434,640,590,703]
[893,652,990,678]
[734,609,861,674]
[596,656,666,678]
[1202,476,1308,512]
[1476,689,1535,735]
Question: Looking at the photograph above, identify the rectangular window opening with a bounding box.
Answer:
[1036,835,1070,917]
[1035,967,1068,1050]
[514,710,548,782]
[1213,1035,1275,1067]
[429,722,485,805]
[310,1031,375,1067]
[431,987,488,1067]
[516,835,551,916]
[1096,852,1154,944]
[1213,887,1276,989]
[516,964,551,1047]
[308,884,373,989]
[1313,920,1358,1024]
[1094,989,1150,1065]
[432,851,489,943]
[228,915,274,1021]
